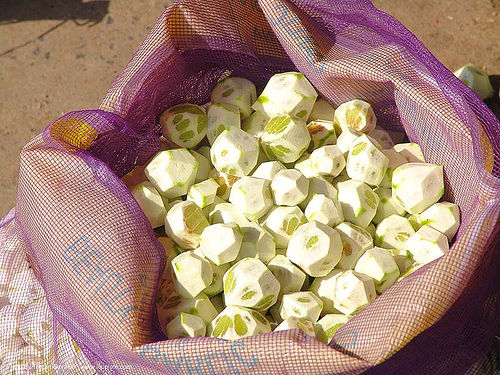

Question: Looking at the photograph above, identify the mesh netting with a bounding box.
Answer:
[1,0,499,374]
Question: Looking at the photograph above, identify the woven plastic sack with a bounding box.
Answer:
[0,209,97,374]
[1,0,499,373]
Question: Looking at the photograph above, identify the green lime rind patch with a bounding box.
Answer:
[173,114,183,124]
[255,295,275,310]
[395,232,410,242]
[188,307,199,314]
[212,315,233,337]
[216,124,226,138]
[355,206,366,217]
[351,141,367,155]
[179,131,194,141]
[270,145,290,157]
[197,115,206,133]
[169,104,205,115]
[284,217,300,235]
[296,320,311,333]
[318,130,336,147]
[263,144,274,158]
[365,189,377,209]
[306,235,318,249]
[265,116,291,135]
[234,314,248,336]
[257,95,269,104]
[241,291,257,300]
[184,205,208,234]
[175,119,190,132]
[296,109,307,118]
[224,269,236,294]
[319,323,344,343]
[251,310,269,325]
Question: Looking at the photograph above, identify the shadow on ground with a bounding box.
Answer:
[0,0,111,57]
[0,0,110,26]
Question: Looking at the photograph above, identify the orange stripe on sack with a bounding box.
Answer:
[478,122,494,174]
[49,117,99,152]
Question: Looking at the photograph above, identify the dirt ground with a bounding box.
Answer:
[0,0,499,217]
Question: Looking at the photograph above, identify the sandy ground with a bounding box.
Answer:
[0,0,498,217]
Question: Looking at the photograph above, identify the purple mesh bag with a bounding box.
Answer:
[1,0,499,374]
